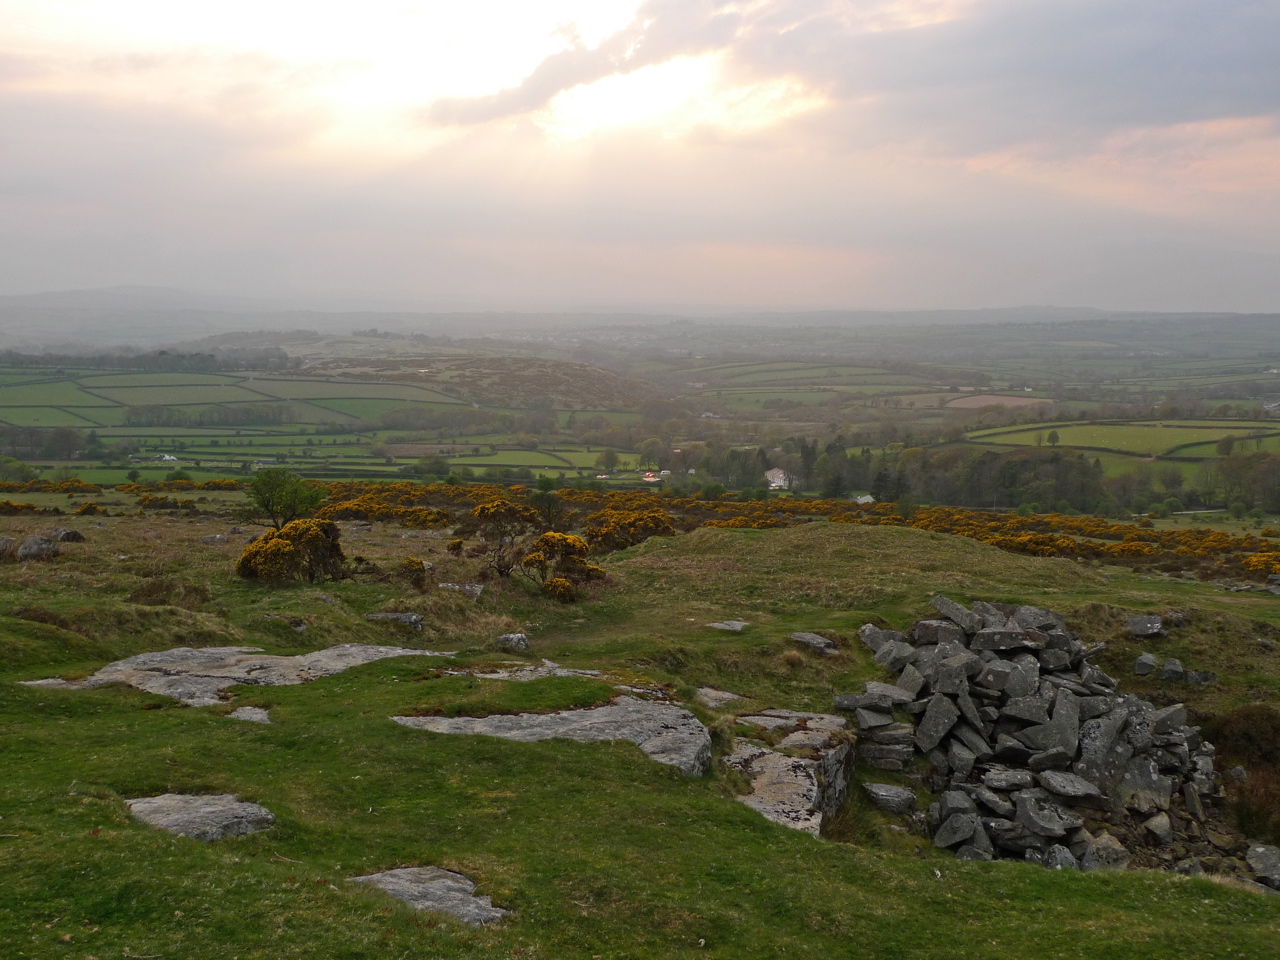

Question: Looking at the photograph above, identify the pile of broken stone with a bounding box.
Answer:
[838,595,1279,891]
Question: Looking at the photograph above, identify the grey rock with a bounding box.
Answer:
[200,533,229,545]
[834,692,896,712]
[1018,689,1081,756]
[1128,615,1165,638]
[724,737,852,833]
[896,663,926,698]
[859,624,902,653]
[971,600,1011,625]
[939,790,978,821]
[859,744,915,770]
[1080,833,1131,872]
[1077,696,1114,721]
[1143,811,1173,844]
[1246,844,1280,889]
[1227,765,1249,783]
[916,695,961,752]
[984,818,1047,854]
[1037,770,1103,802]
[875,640,917,673]
[1014,606,1065,632]
[1043,844,1080,870]
[48,527,86,543]
[1004,655,1041,700]
[1014,793,1081,838]
[228,706,270,724]
[438,582,484,600]
[955,685,984,732]
[955,844,993,861]
[1133,653,1158,676]
[976,660,1016,691]
[864,681,916,704]
[24,643,454,707]
[1150,704,1186,734]
[971,628,1040,652]
[1037,649,1072,672]
[933,652,981,694]
[1183,782,1207,821]
[791,631,838,656]
[947,739,977,778]
[493,632,529,652]
[856,708,895,729]
[1186,670,1217,686]
[349,867,508,926]
[395,696,711,776]
[910,619,967,646]
[1117,756,1173,813]
[1002,695,1051,725]
[865,723,915,746]
[951,721,993,759]
[930,595,982,634]
[695,687,741,708]
[1028,747,1074,771]
[1159,658,1185,683]
[707,620,749,632]
[985,768,1034,791]
[973,786,1015,818]
[934,812,979,848]
[991,737,1035,766]
[16,536,59,561]
[862,783,917,815]
[127,793,274,841]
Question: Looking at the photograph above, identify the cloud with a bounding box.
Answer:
[427,0,1280,155]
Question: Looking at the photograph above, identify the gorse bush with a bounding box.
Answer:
[583,507,675,552]
[235,519,346,584]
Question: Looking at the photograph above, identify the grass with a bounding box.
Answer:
[969,422,1273,456]
[3,513,1280,958]
[0,407,104,427]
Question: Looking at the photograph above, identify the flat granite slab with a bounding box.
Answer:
[393,696,711,776]
[127,793,274,841]
[24,643,456,707]
[349,867,508,925]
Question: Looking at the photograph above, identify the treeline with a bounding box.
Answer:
[0,346,291,372]
[0,425,87,459]
[124,404,297,427]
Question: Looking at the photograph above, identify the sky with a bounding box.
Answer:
[1,0,1279,313]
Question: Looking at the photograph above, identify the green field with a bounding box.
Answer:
[969,421,1276,456]
[0,381,117,406]
[0,406,103,427]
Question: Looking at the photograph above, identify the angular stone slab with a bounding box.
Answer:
[349,867,508,925]
[930,595,982,634]
[695,687,741,708]
[394,696,711,776]
[791,632,838,656]
[1247,844,1280,890]
[1127,615,1164,638]
[862,783,917,815]
[724,737,852,835]
[707,620,749,632]
[127,793,274,841]
[25,643,455,707]
[916,694,960,753]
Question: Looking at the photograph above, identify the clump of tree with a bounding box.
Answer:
[246,468,325,529]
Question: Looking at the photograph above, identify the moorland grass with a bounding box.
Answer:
[2,516,1279,958]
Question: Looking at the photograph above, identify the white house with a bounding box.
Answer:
[764,468,792,490]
